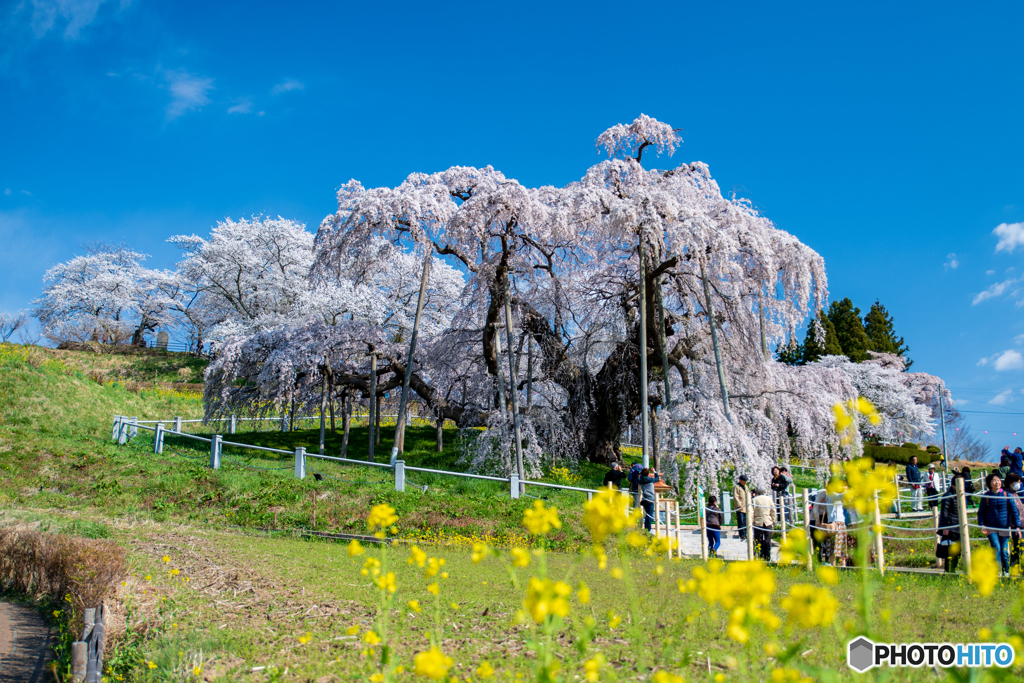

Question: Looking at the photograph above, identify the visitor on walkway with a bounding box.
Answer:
[638,467,659,532]
[925,463,940,510]
[771,467,792,525]
[733,475,750,541]
[1003,473,1024,570]
[906,456,923,512]
[1002,446,1024,479]
[751,487,775,562]
[780,466,794,524]
[937,473,963,573]
[997,454,1012,482]
[821,482,849,566]
[628,462,642,508]
[962,467,978,507]
[705,495,723,557]
[978,472,1021,576]
[810,487,829,561]
[602,462,625,489]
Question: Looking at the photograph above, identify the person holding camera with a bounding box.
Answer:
[638,467,660,532]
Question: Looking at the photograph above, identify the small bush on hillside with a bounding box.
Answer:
[863,444,941,467]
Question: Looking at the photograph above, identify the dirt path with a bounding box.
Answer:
[0,601,53,683]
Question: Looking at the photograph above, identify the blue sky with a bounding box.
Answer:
[2,1,1023,457]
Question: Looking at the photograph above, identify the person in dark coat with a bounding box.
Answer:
[1001,446,1024,479]
[937,474,963,573]
[978,472,1021,575]
[906,456,923,512]
[1003,473,1024,570]
[602,463,626,489]
[705,495,723,557]
[962,467,978,507]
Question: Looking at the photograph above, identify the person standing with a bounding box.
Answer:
[1003,473,1024,570]
[1002,446,1024,479]
[628,462,642,508]
[733,475,750,541]
[822,481,849,566]
[705,495,723,558]
[906,455,923,512]
[751,487,776,562]
[638,467,660,532]
[962,467,978,507]
[770,467,786,524]
[925,463,941,510]
[779,466,794,524]
[978,472,1021,576]
[937,473,964,573]
[602,462,625,489]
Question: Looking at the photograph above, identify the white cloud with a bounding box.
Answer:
[227,99,254,114]
[972,277,1020,305]
[271,79,304,95]
[28,0,131,40]
[989,389,1014,406]
[944,252,959,270]
[2,189,9,196]
[987,270,996,275]
[994,222,1024,253]
[995,349,1024,371]
[165,71,214,119]
[20,190,30,196]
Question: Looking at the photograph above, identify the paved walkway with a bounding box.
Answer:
[0,602,54,683]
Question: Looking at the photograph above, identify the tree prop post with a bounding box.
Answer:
[503,277,525,490]
[392,254,432,463]
[639,241,650,468]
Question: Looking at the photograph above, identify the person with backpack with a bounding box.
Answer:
[962,467,978,507]
[1002,446,1024,479]
[751,487,776,561]
[978,472,1021,576]
[906,455,923,512]
[628,462,642,508]
[705,495,723,558]
[937,473,964,573]
[1003,473,1024,570]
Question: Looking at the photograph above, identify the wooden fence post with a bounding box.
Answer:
[873,493,885,575]
[932,505,943,570]
[676,501,684,559]
[956,476,971,579]
[779,491,788,543]
[746,501,754,561]
[654,494,664,538]
[894,474,902,519]
[111,416,121,443]
[803,488,813,570]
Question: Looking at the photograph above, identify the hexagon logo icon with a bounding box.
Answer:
[847,636,875,673]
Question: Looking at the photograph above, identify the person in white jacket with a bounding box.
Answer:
[751,488,776,562]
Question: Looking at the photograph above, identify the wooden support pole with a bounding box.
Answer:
[873,493,885,575]
[654,493,663,538]
[932,505,943,570]
[368,350,377,463]
[393,254,431,460]
[894,474,902,519]
[956,476,971,579]
[699,495,709,561]
[803,489,813,570]
[746,501,755,560]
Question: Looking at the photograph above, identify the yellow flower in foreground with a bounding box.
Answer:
[582,488,637,542]
[147,661,157,670]
[971,546,999,596]
[367,503,398,531]
[373,571,397,594]
[577,582,591,604]
[781,584,838,628]
[510,547,531,568]
[362,630,381,645]
[778,529,808,565]
[583,653,607,682]
[829,457,898,515]
[523,577,572,623]
[298,631,312,644]
[815,566,839,586]
[691,560,778,641]
[427,583,439,595]
[475,661,495,678]
[345,625,360,636]
[607,611,622,629]
[413,646,454,680]
[347,539,365,557]
[407,545,427,568]
[652,672,685,683]
[471,543,491,564]
[522,499,562,536]
[408,600,422,613]
[772,667,807,682]
[161,555,170,563]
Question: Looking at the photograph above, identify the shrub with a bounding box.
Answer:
[0,527,126,614]
[925,445,941,454]
[900,442,920,450]
[863,444,941,467]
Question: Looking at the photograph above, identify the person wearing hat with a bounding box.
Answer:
[733,475,750,541]
[925,463,941,510]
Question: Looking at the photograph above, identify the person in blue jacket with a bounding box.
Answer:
[978,472,1021,575]
[1001,446,1024,479]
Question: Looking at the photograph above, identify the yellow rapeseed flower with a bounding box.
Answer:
[652,672,685,683]
[577,582,591,604]
[427,582,440,595]
[582,489,638,542]
[408,600,421,613]
[361,557,382,578]
[828,457,898,515]
[346,625,360,636]
[147,661,157,670]
[607,611,622,629]
[583,653,606,682]
[511,547,531,568]
[471,543,490,563]
[362,630,381,645]
[475,661,495,679]
[815,566,839,586]
[690,560,778,642]
[523,577,572,623]
[408,545,427,568]
[778,529,808,565]
[367,503,398,531]
[522,500,562,536]
[971,546,999,596]
[298,631,312,644]
[425,557,445,579]
[780,584,838,628]
[413,646,454,680]
[347,539,365,557]
[373,571,397,594]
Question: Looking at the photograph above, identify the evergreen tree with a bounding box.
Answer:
[800,310,842,364]
[827,298,873,362]
[776,336,802,365]
[864,300,912,369]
